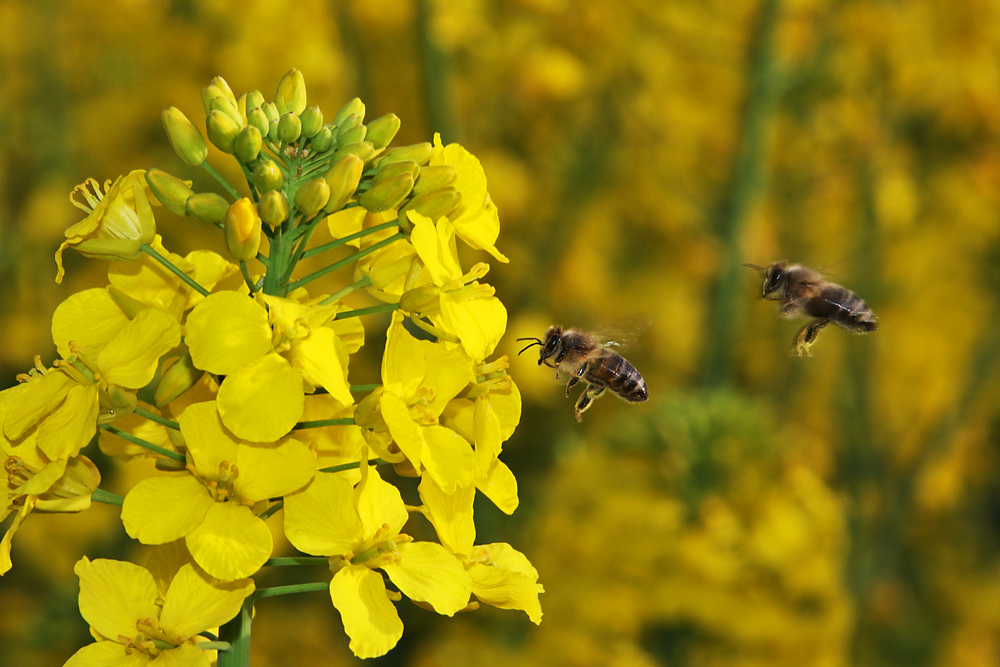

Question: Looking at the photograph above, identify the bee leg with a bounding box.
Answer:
[574,384,606,422]
[795,319,829,357]
[565,362,589,397]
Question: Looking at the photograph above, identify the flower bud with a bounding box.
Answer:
[258,190,290,227]
[339,124,367,146]
[293,178,330,217]
[185,192,230,225]
[206,109,241,153]
[224,198,262,261]
[277,111,302,144]
[275,68,307,115]
[331,97,365,127]
[311,127,334,153]
[34,456,100,513]
[234,126,263,163]
[162,107,208,166]
[145,168,195,217]
[206,76,237,108]
[253,159,284,193]
[359,173,414,212]
[400,285,441,313]
[300,105,324,139]
[323,153,364,213]
[209,94,243,127]
[374,160,420,185]
[375,142,432,168]
[336,113,361,138]
[412,164,457,195]
[245,89,265,113]
[330,141,376,165]
[261,101,280,124]
[248,107,270,137]
[155,350,204,407]
[398,187,462,227]
[365,113,401,150]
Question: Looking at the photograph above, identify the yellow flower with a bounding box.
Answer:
[120,401,315,580]
[184,291,354,442]
[65,557,253,666]
[283,464,473,659]
[55,170,157,283]
[418,477,542,624]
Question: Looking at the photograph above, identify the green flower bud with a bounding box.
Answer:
[323,153,364,213]
[224,198,262,261]
[299,106,324,139]
[268,118,280,144]
[331,97,365,127]
[145,168,195,217]
[106,385,138,417]
[374,160,420,185]
[248,108,270,137]
[275,68,307,115]
[375,142,432,168]
[330,141,376,165]
[412,165,457,195]
[365,113,401,150]
[234,126,263,163]
[185,192,230,225]
[261,101,280,124]
[277,111,302,144]
[161,107,208,166]
[359,173,414,212]
[293,178,330,217]
[208,76,237,107]
[209,95,243,127]
[107,285,147,319]
[155,350,204,407]
[311,127,334,153]
[400,285,441,314]
[336,113,361,137]
[245,89,265,113]
[253,159,284,193]
[258,190,290,227]
[206,109,241,153]
[339,124,367,146]
[398,187,462,228]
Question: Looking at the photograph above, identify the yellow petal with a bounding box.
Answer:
[381,312,425,396]
[51,289,130,360]
[74,557,159,641]
[233,439,315,502]
[439,291,506,360]
[489,380,521,442]
[330,564,403,659]
[1,503,30,576]
[356,467,409,541]
[284,472,363,556]
[178,401,239,480]
[473,396,502,479]
[289,327,353,406]
[159,563,254,638]
[3,371,72,441]
[379,392,423,472]
[186,502,272,580]
[98,309,182,388]
[476,459,519,515]
[217,352,304,442]
[418,477,476,554]
[122,475,213,544]
[185,292,272,376]
[409,212,462,286]
[63,639,161,667]
[469,543,543,624]
[421,425,474,494]
[36,383,98,460]
[452,198,508,263]
[380,541,472,616]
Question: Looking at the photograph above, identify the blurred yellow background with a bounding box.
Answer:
[4,0,1000,665]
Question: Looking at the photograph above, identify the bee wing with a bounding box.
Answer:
[589,314,651,349]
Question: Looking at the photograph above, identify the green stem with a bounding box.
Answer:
[134,406,180,431]
[258,500,283,522]
[99,424,186,463]
[254,582,330,600]
[217,596,253,667]
[256,251,270,268]
[301,221,399,260]
[239,260,257,293]
[287,232,404,292]
[91,488,124,506]
[264,556,330,567]
[141,244,211,297]
[202,162,243,200]
[282,213,328,284]
[320,458,388,474]
[320,276,372,305]
[294,418,355,429]
[351,384,381,392]
[334,303,400,320]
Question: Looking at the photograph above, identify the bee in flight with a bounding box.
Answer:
[517,325,648,422]
[745,261,878,356]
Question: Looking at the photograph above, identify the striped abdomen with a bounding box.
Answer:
[585,350,649,402]
[806,285,878,333]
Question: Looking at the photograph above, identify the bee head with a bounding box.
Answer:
[745,262,788,300]
[517,325,563,365]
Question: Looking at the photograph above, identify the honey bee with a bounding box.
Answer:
[517,325,648,421]
[745,261,878,356]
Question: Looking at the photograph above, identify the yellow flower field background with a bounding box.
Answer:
[3,0,1000,665]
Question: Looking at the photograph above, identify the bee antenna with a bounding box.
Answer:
[516,338,543,355]
[743,263,765,272]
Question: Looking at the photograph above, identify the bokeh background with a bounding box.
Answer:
[4,0,1000,665]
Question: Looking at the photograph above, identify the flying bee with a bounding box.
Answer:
[745,261,878,356]
[517,325,648,422]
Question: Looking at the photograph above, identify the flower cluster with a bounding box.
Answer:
[1,70,539,663]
